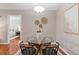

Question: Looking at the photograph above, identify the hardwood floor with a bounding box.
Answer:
[9,37,20,55]
[0,44,9,55]
[0,37,67,55]
[0,37,20,55]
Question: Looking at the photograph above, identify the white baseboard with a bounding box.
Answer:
[0,43,9,44]
[59,46,70,55]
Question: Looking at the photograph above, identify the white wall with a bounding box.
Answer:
[22,10,56,43]
[0,10,56,43]
[56,3,79,54]
[0,16,8,43]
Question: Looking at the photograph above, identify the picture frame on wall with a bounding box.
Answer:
[64,4,79,34]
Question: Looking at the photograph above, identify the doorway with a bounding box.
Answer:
[8,15,21,42]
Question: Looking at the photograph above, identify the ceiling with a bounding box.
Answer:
[0,3,63,10]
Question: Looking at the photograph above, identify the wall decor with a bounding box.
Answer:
[64,4,79,34]
[34,17,48,33]
[39,24,43,28]
[41,17,48,24]
[34,20,40,25]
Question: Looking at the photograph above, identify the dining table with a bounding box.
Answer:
[28,42,58,54]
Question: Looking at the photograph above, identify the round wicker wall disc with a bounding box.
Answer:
[39,24,43,28]
[41,17,48,24]
[34,20,40,25]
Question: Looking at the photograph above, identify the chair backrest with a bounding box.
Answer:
[42,42,59,55]
[28,42,35,46]
[42,42,51,47]
[19,41,25,48]
[19,41,37,55]
[28,47,37,55]
[19,41,27,55]
[55,42,59,52]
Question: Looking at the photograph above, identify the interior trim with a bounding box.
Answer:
[59,46,69,55]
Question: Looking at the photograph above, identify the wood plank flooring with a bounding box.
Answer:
[0,44,9,55]
[0,37,20,55]
[9,37,20,55]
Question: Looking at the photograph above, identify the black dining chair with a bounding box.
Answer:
[19,41,37,55]
[42,42,51,46]
[42,42,59,55]
[19,41,28,55]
